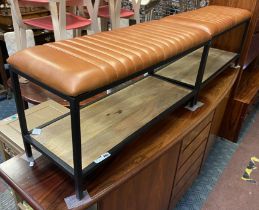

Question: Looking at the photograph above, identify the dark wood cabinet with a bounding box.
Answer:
[209,0,259,142]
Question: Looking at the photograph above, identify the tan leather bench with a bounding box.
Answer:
[7,6,251,97]
[6,5,252,201]
[7,21,210,96]
[161,6,251,36]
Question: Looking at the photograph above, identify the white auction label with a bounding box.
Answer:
[94,152,111,164]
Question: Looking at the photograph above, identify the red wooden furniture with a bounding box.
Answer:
[8,0,92,50]
[98,0,141,30]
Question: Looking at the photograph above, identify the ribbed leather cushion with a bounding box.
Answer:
[7,20,210,96]
[8,6,251,97]
[162,6,251,36]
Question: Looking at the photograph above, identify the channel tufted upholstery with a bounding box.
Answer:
[162,6,251,36]
[7,6,251,97]
[8,21,210,96]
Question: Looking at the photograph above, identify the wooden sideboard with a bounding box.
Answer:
[0,68,239,210]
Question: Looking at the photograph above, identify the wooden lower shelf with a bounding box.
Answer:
[157,48,237,86]
[33,76,192,170]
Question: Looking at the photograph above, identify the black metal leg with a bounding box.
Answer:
[129,19,137,26]
[191,42,211,106]
[23,100,29,110]
[10,71,32,158]
[70,99,84,200]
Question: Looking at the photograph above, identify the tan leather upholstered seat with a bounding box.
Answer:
[8,20,210,96]
[8,6,251,97]
[162,6,251,36]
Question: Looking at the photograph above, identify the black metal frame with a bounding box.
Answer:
[10,18,250,200]
[151,19,250,102]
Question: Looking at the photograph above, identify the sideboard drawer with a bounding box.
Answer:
[172,156,202,207]
[181,112,213,152]
[175,140,207,183]
[174,154,203,197]
[179,124,211,167]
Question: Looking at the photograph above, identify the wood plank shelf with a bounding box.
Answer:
[156,48,238,86]
[31,77,192,171]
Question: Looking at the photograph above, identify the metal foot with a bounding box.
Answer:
[26,156,35,167]
[129,19,137,26]
[106,89,112,94]
[185,101,204,112]
[64,190,91,209]
[230,63,241,69]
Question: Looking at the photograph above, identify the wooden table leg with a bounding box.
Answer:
[108,0,119,29]
[85,0,101,33]
[100,18,109,31]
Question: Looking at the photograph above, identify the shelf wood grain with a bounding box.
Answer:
[157,48,237,86]
[33,77,191,169]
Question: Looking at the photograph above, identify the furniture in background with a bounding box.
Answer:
[99,0,141,30]
[0,2,54,98]
[8,0,92,50]
[208,0,259,142]
[0,29,35,100]
[0,29,55,100]
[135,0,209,21]
[140,0,160,21]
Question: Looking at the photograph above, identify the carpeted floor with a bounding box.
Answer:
[174,138,238,210]
[0,97,16,120]
[0,96,258,210]
[0,97,17,210]
[202,102,259,210]
[174,97,259,210]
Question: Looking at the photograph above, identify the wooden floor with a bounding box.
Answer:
[157,48,237,85]
[33,77,191,169]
